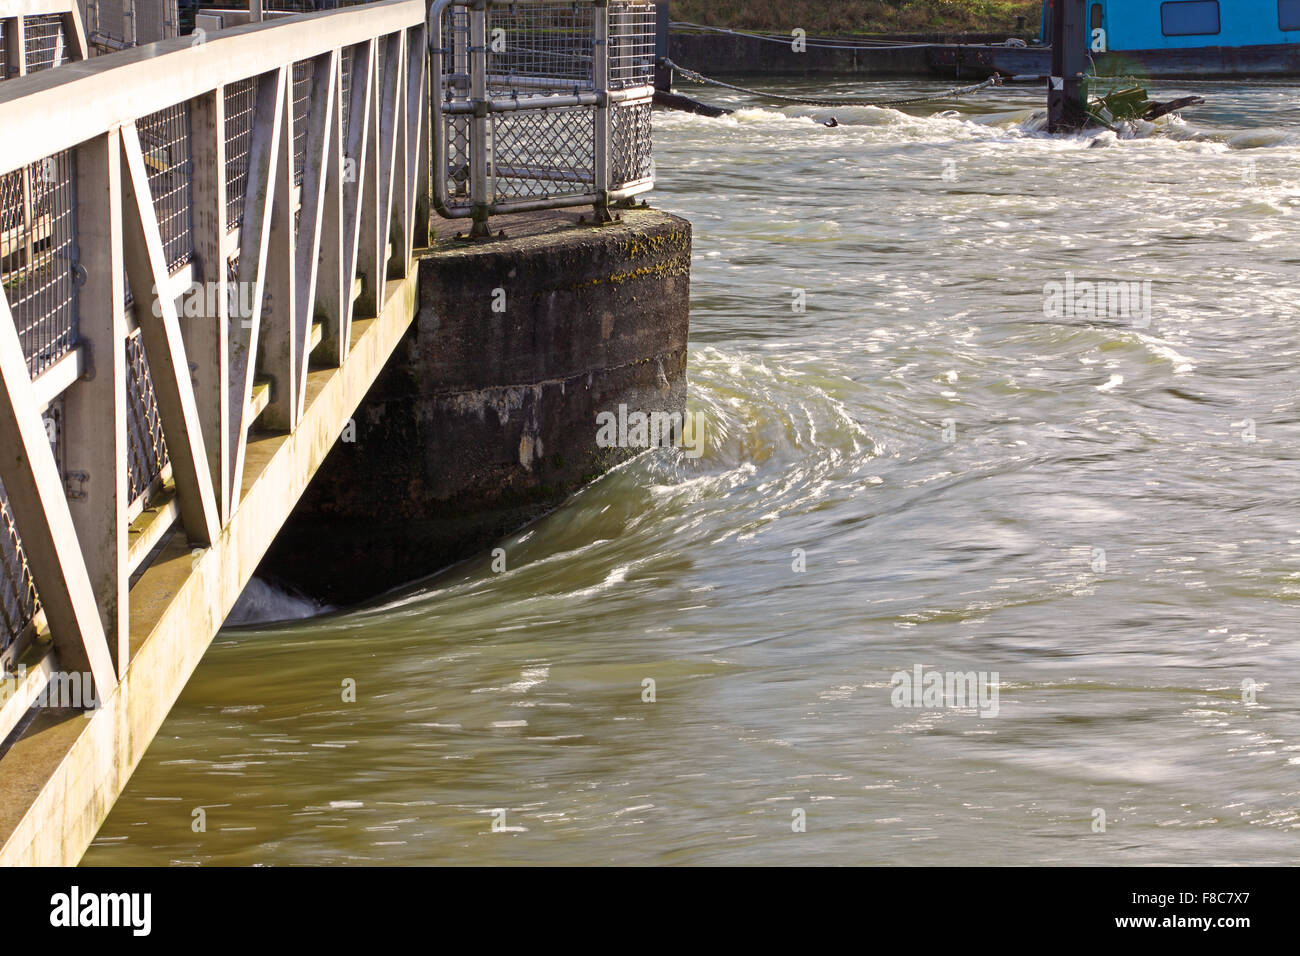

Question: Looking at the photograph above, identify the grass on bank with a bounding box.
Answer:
[669,1,1042,36]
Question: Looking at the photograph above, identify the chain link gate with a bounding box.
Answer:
[431,0,657,237]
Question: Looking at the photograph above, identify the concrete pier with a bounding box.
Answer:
[260,208,692,604]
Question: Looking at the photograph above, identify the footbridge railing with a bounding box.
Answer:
[0,0,430,732]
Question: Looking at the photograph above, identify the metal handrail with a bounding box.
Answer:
[0,0,425,174]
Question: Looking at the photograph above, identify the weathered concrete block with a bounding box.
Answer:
[260,208,691,603]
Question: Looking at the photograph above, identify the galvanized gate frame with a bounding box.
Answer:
[430,0,656,237]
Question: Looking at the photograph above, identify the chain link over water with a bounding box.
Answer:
[662,58,1003,109]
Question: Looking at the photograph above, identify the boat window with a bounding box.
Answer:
[1161,1,1220,36]
[1091,4,1103,29]
[1282,0,1300,31]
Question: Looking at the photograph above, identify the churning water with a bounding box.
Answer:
[85,78,1300,866]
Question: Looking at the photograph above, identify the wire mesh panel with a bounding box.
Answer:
[486,2,594,95]
[223,79,256,230]
[138,103,195,273]
[443,113,471,205]
[492,106,594,201]
[23,14,69,73]
[0,481,39,658]
[125,329,169,502]
[610,99,652,184]
[135,0,179,43]
[86,0,179,49]
[340,45,352,140]
[292,59,314,185]
[1,150,79,377]
[88,0,131,49]
[608,1,656,90]
[0,397,61,653]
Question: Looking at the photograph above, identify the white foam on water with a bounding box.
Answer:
[225,577,330,627]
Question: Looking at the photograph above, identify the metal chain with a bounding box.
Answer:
[662,58,1003,108]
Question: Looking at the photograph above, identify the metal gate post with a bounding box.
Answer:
[592,0,612,223]
[468,0,491,237]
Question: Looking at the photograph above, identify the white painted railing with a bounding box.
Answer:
[431,0,655,235]
[0,0,429,721]
[0,0,88,77]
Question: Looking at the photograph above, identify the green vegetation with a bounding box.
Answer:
[670,1,1042,36]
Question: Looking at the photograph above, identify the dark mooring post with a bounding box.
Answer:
[1047,0,1088,132]
[649,0,732,118]
[654,1,672,92]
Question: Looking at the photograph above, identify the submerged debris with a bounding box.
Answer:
[1089,86,1207,129]
[1021,82,1207,138]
